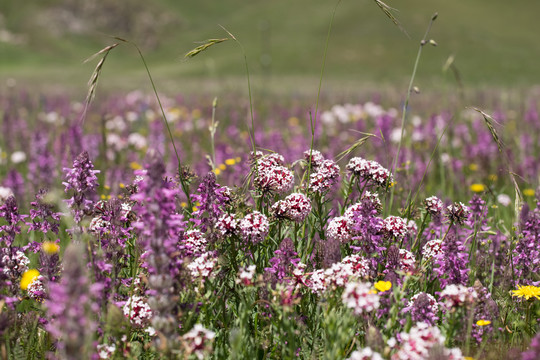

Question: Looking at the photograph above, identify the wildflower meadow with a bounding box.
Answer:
[0,1,539,359]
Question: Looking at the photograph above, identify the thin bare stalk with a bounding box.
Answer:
[388,13,438,213]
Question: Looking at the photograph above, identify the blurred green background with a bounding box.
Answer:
[1,0,539,94]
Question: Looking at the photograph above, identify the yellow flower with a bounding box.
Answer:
[470,183,485,193]
[476,319,491,326]
[225,158,236,166]
[464,357,475,360]
[130,162,142,170]
[288,116,299,127]
[219,164,226,171]
[119,183,125,189]
[488,174,498,182]
[511,285,540,300]
[180,202,187,208]
[21,269,40,290]
[469,163,478,171]
[523,188,536,197]
[235,157,241,162]
[213,168,221,175]
[374,281,392,292]
[42,241,59,255]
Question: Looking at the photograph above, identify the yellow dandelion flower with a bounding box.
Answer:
[21,269,40,290]
[523,188,536,197]
[476,319,491,326]
[470,184,486,193]
[117,195,123,200]
[180,202,187,208]
[512,285,540,300]
[225,158,236,166]
[374,281,392,292]
[219,164,226,171]
[130,162,142,170]
[488,174,498,182]
[119,183,125,189]
[469,163,478,171]
[100,194,106,200]
[42,241,59,255]
[213,168,221,175]
[464,357,475,360]
[192,206,198,212]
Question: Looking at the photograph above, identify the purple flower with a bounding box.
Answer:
[27,189,62,235]
[46,244,100,360]
[63,151,100,224]
[522,333,540,360]
[434,231,469,288]
[0,196,26,246]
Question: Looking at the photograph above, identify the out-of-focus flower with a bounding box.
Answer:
[20,269,40,290]
[374,280,392,292]
[511,285,540,300]
[236,265,257,286]
[470,183,486,193]
[10,151,26,164]
[439,284,477,308]
[407,292,439,325]
[346,347,384,360]
[497,194,511,207]
[188,252,218,281]
[342,281,380,315]
[97,344,116,359]
[182,324,215,360]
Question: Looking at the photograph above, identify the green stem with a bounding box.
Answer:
[389,13,438,213]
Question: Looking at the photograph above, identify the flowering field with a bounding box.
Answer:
[0,83,539,360]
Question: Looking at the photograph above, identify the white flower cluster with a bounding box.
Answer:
[422,239,443,261]
[308,159,340,194]
[0,186,13,204]
[239,211,269,244]
[399,249,416,272]
[255,153,294,194]
[446,202,471,224]
[326,216,352,243]
[391,322,464,360]
[188,252,218,281]
[306,255,370,294]
[271,193,312,222]
[382,216,408,239]
[342,281,380,315]
[97,344,116,359]
[236,265,257,286]
[424,196,443,215]
[303,149,325,167]
[182,324,216,360]
[89,216,110,234]
[346,347,384,360]
[183,229,207,254]
[439,284,478,308]
[346,157,393,188]
[216,213,238,237]
[122,295,153,327]
[2,250,29,278]
[27,275,46,301]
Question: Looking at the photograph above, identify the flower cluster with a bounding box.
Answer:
[254,153,294,194]
[188,252,218,281]
[123,295,153,327]
[407,292,439,325]
[346,157,393,188]
[422,239,443,261]
[391,322,463,360]
[347,347,383,360]
[446,202,471,225]
[439,284,478,308]
[382,216,408,239]
[183,229,208,255]
[308,158,340,193]
[342,281,380,315]
[326,216,352,243]
[237,265,257,286]
[271,193,312,222]
[216,213,238,237]
[424,196,443,216]
[182,324,216,360]
[239,211,269,244]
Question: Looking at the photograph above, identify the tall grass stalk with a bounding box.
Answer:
[388,13,438,213]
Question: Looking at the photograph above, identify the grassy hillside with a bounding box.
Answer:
[1,0,539,91]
